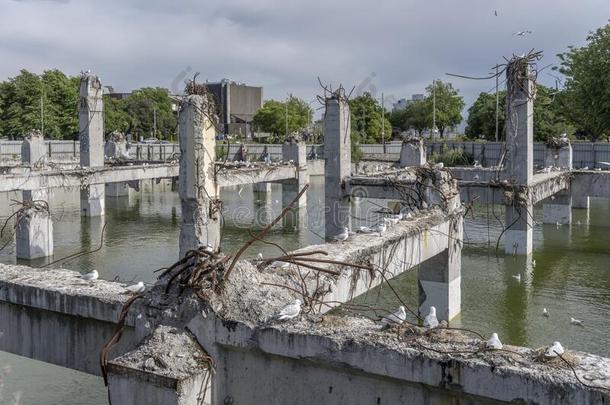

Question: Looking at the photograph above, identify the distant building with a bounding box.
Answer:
[205,79,263,137]
[392,94,426,111]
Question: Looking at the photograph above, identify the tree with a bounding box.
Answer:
[349,92,391,143]
[388,100,430,136]
[123,87,177,140]
[252,96,313,142]
[556,22,610,140]
[103,96,131,135]
[0,69,79,139]
[425,81,464,138]
[465,85,573,142]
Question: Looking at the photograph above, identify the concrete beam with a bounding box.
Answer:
[543,189,572,225]
[0,263,140,375]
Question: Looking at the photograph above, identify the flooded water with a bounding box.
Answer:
[1,176,609,404]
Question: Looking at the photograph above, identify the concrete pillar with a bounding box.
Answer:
[104,131,128,160]
[324,93,351,239]
[79,72,105,216]
[543,189,572,225]
[80,184,105,216]
[418,216,462,321]
[282,138,308,209]
[16,190,53,260]
[178,95,220,257]
[506,57,534,185]
[504,201,533,255]
[544,141,572,170]
[571,178,589,210]
[399,138,426,167]
[21,129,46,165]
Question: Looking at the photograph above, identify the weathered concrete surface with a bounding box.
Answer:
[286,209,462,320]
[0,163,179,193]
[79,72,104,168]
[324,95,351,239]
[21,129,47,166]
[107,325,209,405]
[281,139,308,208]
[182,262,610,405]
[15,189,53,259]
[545,144,572,170]
[543,189,572,225]
[178,95,220,256]
[216,163,298,188]
[0,263,140,375]
[399,138,426,167]
[81,183,105,216]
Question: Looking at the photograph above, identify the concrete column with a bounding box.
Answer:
[399,138,426,167]
[543,189,572,225]
[253,182,272,193]
[418,216,462,321]
[504,201,533,255]
[104,131,128,160]
[544,142,572,170]
[178,95,220,257]
[506,57,534,185]
[80,184,105,216]
[324,94,351,239]
[16,190,53,260]
[79,72,105,216]
[282,138,308,209]
[571,178,589,210]
[21,129,46,165]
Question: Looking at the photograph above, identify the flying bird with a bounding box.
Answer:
[277,299,302,321]
[512,274,521,282]
[333,227,350,242]
[381,306,407,325]
[125,281,145,294]
[423,306,439,329]
[486,333,503,349]
[494,10,498,16]
[570,317,583,326]
[80,270,99,281]
[513,30,532,37]
[545,341,564,357]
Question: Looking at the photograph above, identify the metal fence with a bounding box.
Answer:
[2,140,610,168]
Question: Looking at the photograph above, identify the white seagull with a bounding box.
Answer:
[358,226,375,234]
[374,221,387,236]
[333,227,350,242]
[277,299,302,321]
[532,259,536,267]
[570,317,584,326]
[80,270,99,281]
[543,308,549,317]
[433,162,444,169]
[125,281,145,294]
[512,274,521,282]
[381,306,407,325]
[257,252,264,260]
[486,333,503,349]
[423,306,439,329]
[545,341,565,357]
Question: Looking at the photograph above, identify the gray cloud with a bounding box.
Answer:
[1,0,609,121]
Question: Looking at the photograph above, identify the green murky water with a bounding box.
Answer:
[0,177,609,404]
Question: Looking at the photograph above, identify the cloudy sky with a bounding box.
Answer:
[1,0,609,118]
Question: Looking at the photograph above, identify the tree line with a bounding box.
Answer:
[1,22,609,142]
[0,70,177,140]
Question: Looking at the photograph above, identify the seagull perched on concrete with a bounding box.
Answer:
[433,162,444,169]
[257,252,264,260]
[543,308,549,317]
[486,333,503,349]
[385,216,400,226]
[374,221,387,236]
[570,317,584,326]
[125,281,145,294]
[333,227,350,242]
[423,306,439,329]
[80,270,98,281]
[381,306,407,325]
[545,341,564,357]
[358,226,375,234]
[277,299,302,321]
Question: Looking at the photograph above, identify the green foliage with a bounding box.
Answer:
[349,92,391,143]
[556,22,610,140]
[389,100,430,135]
[465,85,573,142]
[122,87,177,140]
[429,145,474,166]
[350,131,363,163]
[0,69,79,139]
[425,81,465,138]
[252,96,313,142]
